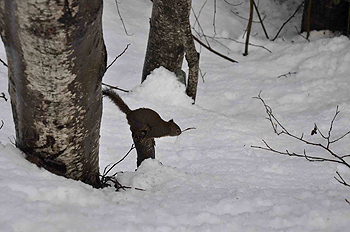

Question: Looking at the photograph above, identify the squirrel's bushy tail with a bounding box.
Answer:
[102,88,132,115]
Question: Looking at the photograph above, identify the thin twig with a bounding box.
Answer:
[199,68,206,83]
[224,0,243,6]
[0,92,8,101]
[253,0,269,39]
[191,7,210,46]
[277,71,297,78]
[101,144,135,178]
[198,0,208,17]
[0,58,7,67]
[334,171,350,187]
[201,34,272,53]
[230,10,264,23]
[106,43,131,70]
[193,35,238,63]
[102,82,129,93]
[252,92,350,170]
[115,0,133,36]
[294,26,310,41]
[213,0,217,36]
[272,2,304,41]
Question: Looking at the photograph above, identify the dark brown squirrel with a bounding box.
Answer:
[102,88,181,142]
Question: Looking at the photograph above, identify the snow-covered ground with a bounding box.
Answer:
[1,0,350,231]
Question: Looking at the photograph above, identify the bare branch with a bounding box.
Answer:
[191,7,210,46]
[200,34,272,53]
[193,35,239,63]
[277,71,297,78]
[115,0,133,36]
[252,93,350,172]
[106,43,131,70]
[0,58,8,67]
[334,171,350,187]
[101,82,129,93]
[101,144,135,181]
[253,0,269,39]
[272,2,304,41]
[230,10,265,23]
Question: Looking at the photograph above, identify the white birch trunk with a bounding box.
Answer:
[0,0,106,187]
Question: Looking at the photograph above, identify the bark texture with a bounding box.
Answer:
[133,137,155,167]
[0,0,106,187]
[142,0,199,102]
[301,0,349,33]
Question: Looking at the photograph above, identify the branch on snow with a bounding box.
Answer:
[252,92,350,188]
[100,144,145,191]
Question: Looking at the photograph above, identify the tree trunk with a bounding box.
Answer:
[142,0,199,102]
[301,0,349,34]
[0,0,107,187]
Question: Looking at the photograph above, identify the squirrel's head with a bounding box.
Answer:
[168,119,182,136]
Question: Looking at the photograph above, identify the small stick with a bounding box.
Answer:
[0,58,7,67]
[102,144,135,178]
[277,71,297,78]
[106,43,131,70]
[102,82,129,93]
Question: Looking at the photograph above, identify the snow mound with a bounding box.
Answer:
[131,67,193,106]
[117,159,187,190]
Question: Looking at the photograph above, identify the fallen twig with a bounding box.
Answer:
[277,71,297,78]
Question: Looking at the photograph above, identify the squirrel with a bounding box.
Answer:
[102,88,182,143]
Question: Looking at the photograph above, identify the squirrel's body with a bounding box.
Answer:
[102,88,181,142]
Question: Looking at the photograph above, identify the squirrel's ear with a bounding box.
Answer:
[169,119,174,122]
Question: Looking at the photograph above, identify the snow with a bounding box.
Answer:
[1,0,350,231]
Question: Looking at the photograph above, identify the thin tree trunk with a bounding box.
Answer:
[142,0,199,102]
[301,0,349,34]
[0,0,107,187]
